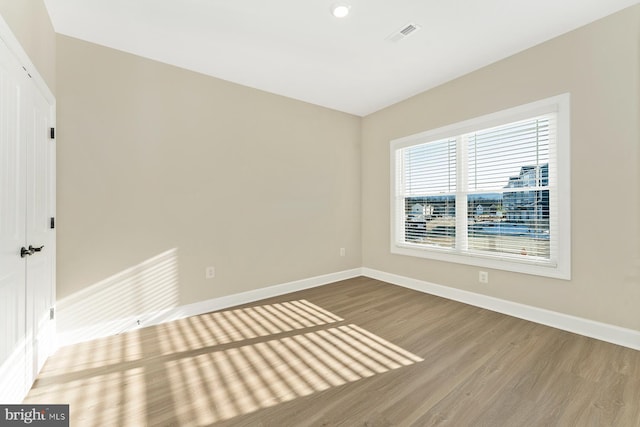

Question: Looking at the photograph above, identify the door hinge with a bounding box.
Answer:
[50,127,55,139]
[50,217,55,229]
[50,307,55,320]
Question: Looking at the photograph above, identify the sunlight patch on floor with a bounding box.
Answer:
[165,324,423,425]
[26,300,422,425]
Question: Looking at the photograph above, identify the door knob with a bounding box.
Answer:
[20,247,33,258]
[29,245,44,253]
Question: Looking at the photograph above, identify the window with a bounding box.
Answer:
[391,94,570,279]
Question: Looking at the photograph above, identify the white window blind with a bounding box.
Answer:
[391,94,570,279]
[466,117,554,261]
[404,138,456,195]
[402,139,456,247]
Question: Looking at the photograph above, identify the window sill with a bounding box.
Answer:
[391,243,570,280]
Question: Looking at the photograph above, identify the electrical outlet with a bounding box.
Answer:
[340,248,346,257]
[205,266,216,279]
[479,271,489,284]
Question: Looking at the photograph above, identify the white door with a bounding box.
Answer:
[26,86,55,378]
[0,35,55,403]
[0,36,29,404]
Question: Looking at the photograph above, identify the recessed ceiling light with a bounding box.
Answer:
[331,3,351,18]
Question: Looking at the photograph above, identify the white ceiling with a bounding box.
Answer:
[43,0,639,116]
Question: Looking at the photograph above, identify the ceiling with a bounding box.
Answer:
[43,0,639,116]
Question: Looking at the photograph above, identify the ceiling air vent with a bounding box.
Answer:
[387,23,421,43]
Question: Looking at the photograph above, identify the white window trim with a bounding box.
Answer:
[390,94,571,280]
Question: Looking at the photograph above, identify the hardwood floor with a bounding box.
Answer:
[25,277,640,426]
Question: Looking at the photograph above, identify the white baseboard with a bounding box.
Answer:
[56,268,362,348]
[57,266,640,352]
[362,268,640,351]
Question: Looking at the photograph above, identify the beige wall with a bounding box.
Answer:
[6,3,640,336]
[56,35,361,334]
[362,5,640,331]
[0,0,55,93]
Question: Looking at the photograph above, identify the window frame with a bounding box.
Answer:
[390,94,571,280]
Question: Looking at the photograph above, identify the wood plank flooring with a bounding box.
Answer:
[25,277,640,426]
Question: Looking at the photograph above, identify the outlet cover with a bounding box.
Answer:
[479,271,489,284]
